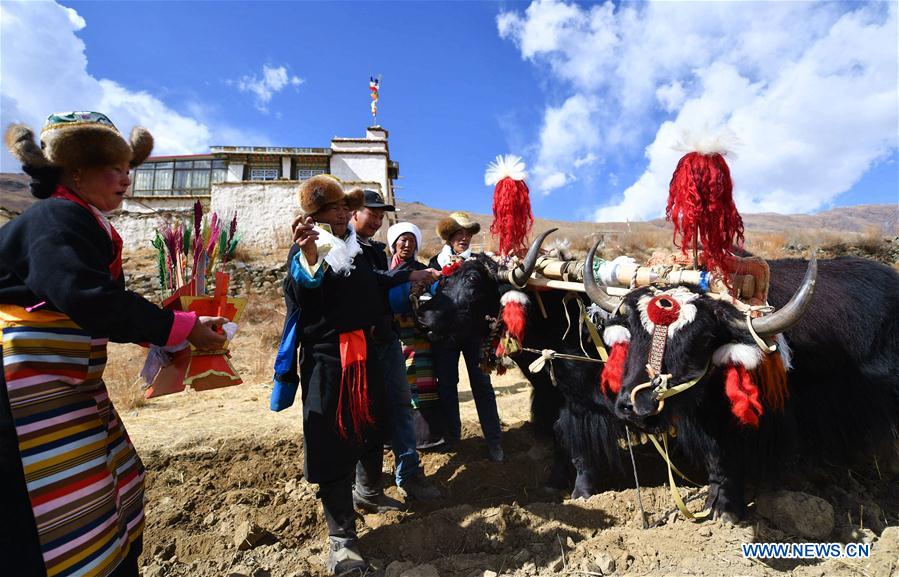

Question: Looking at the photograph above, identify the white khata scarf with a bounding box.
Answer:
[436,244,472,268]
[314,224,362,276]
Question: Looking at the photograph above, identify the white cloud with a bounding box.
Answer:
[0,1,268,171]
[573,153,597,168]
[234,64,303,113]
[530,93,600,193]
[498,0,898,220]
[655,81,685,113]
[62,5,85,29]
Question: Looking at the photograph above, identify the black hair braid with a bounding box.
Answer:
[22,164,63,199]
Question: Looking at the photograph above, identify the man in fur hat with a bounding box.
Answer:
[350,190,441,505]
[429,212,504,462]
[274,176,435,574]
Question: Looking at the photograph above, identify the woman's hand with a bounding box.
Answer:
[187,316,229,350]
[410,269,440,284]
[292,215,319,264]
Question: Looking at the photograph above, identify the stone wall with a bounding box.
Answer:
[110,209,194,250]
[123,258,288,301]
[211,181,298,251]
[2,178,391,251]
[108,181,298,251]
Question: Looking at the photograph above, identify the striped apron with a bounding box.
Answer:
[396,313,439,408]
[1,305,144,577]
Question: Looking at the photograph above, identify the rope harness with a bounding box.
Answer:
[520,291,608,386]
[649,432,711,520]
[628,361,709,416]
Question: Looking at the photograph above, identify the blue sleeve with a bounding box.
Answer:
[388,282,413,314]
[289,250,325,288]
[272,254,304,412]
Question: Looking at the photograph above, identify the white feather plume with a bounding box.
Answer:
[672,126,741,158]
[485,154,527,185]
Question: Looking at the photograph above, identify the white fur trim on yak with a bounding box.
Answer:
[671,126,741,158]
[711,343,763,370]
[500,290,529,306]
[602,325,631,347]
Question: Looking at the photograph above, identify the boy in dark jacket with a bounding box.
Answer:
[350,191,441,504]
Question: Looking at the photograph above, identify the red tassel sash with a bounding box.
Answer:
[336,330,375,441]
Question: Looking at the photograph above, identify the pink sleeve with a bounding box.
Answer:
[167,310,198,346]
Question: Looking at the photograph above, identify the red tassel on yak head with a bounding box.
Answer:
[487,155,534,258]
[724,364,763,427]
[500,290,529,342]
[712,342,766,427]
[667,132,744,279]
[600,325,631,397]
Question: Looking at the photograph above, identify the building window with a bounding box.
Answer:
[131,157,221,196]
[173,167,192,193]
[294,156,329,180]
[133,167,154,193]
[154,164,174,194]
[212,159,227,184]
[250,168,279,181]
[296,168,326,181]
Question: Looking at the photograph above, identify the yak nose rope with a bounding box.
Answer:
[649,432,712,521]
[625,425,649,529]
[629,361,709,415]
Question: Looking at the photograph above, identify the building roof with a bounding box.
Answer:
[210,145,331,156]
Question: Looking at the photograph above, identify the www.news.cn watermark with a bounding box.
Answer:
[741,542,871,560]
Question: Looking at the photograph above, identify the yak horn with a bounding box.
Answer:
[584,239,622,313]
[751,249,818,338]
[501,228,557,287]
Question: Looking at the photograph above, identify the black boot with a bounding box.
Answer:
[326,537,367,576]
[353,443,404,513]
[318,474,368,576]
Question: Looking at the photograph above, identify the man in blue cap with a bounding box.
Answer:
[350,189,442,506]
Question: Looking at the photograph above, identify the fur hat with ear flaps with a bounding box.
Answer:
[298,174,364,216]
[437,211,481,242]
[6,111,154,170]
[5,111,154,198]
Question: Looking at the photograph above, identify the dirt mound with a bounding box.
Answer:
[138,422,898,577]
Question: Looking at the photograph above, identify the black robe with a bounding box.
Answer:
[0,198,175,344]
[280,243,390,483]
[358,237,412,339]
[1,196,174,576]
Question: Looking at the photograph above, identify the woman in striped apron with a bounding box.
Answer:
[387,222,446,449]
[0,112,227,577]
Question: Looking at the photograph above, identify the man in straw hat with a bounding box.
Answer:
[428,212,504,462]
[428,210,480,270]
[1,111,227,577]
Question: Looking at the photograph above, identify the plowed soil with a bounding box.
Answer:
[114,352,898,577]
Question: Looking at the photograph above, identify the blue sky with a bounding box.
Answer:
[1,1,896,221]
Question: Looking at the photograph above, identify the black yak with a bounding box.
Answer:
[585,242,899,523]
[417,231,625,497]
